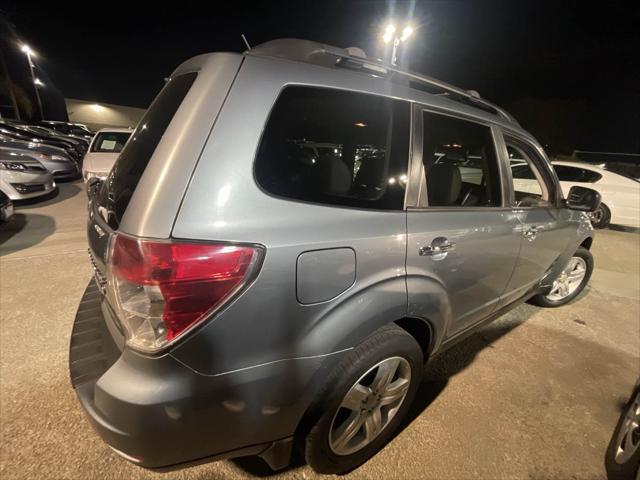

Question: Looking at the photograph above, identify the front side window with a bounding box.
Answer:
[508,143,552,207]
[255,86,410,210]
[421,111,501,207]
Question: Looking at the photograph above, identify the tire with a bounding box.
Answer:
[605,387,640,480]
[303,324,423,474]
[529,246,593,308]
[590,202,611,229]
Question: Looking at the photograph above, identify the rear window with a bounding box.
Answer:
[255,86,410,210]
[97,72,197,229]
[91,132,131,153]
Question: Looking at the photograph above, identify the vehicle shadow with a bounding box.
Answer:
[402,304,538,430]
[609,225,640,234]
[14,182,82,208]
[231,303,539,477]
[0,213,55,255]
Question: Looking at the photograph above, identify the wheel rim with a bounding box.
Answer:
[614,392,640,464]
[545,256,587,301]
[328,356,411,456]
[589,205,605,224]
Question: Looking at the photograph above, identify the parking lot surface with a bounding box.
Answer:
[1,181,638,479]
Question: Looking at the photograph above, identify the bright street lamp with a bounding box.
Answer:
[20,44,44,119]
[382,23,414,66]
[20,45,35,57]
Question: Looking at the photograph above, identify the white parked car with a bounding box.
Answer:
[82,128,133,182]
[511,156,640,228]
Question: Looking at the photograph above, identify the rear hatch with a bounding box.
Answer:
[87,72,198,283]
[86,53,245,332]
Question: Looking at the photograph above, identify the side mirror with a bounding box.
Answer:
[566,186,601,212]
[86,177,102,198]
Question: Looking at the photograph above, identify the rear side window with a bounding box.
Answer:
[421,111,501,207]
[553,165,602,183]
[97,73,197,229]
[255,86,410,210]
[90,132,131,153]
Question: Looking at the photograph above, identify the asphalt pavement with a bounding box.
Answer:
[1,181,638,479]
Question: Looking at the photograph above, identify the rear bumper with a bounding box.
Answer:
[69,280,334,469]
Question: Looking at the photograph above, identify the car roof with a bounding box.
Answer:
[171,39,534,142]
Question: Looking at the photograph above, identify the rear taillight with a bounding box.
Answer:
[106,234,263,353]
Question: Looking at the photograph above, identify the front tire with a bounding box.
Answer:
[304,324,423,474]
[529,246,593,307]
[589,202,611,229]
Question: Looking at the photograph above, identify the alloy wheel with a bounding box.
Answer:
[545,256,587,301]
[614,392,640,464]
[589,205,605,224]
[328,356,411,456]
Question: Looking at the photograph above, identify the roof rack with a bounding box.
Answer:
[249,39,518,125]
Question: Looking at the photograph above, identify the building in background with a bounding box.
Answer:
[65,98,145,131]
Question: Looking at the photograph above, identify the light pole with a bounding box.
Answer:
[382,24,414,66]
[20,45,45,120]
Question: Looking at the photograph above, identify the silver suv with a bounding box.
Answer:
[70,39,600,474]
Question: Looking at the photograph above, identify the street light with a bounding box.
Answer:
[20,44,44,120]
[382,23,414,66]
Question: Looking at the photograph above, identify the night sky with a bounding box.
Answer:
[2,0,639,152]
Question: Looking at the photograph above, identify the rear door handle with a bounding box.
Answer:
[522,225,542,241]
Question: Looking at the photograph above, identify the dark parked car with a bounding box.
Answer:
[0,133,73,160]
[38,120,95,140]
[70,39,601,475]
[0,122,81,161]
[18,124,89,153]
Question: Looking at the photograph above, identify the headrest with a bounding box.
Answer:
[427,163,461,206]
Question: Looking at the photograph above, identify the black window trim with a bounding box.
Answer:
[252,84,414,213]
[408,104,509,211]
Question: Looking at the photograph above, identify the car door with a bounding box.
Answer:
[498,134,575,307]
[406,108,522,338]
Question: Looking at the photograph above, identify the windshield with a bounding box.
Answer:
[90,132,131,153]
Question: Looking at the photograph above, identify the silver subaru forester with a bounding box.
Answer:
[70,39,600,474]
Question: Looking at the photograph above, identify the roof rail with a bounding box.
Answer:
[249,39,518,125]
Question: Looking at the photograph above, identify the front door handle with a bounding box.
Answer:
[419,238,456,256]
[522,225,542,241]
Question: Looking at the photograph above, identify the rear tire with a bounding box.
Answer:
[529,246,593,307]
[303,324,423,474]
[605,387,640,480]
[589,202,611,229]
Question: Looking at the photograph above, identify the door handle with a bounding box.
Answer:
[419,239,456,256]
[522,225,542,241]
